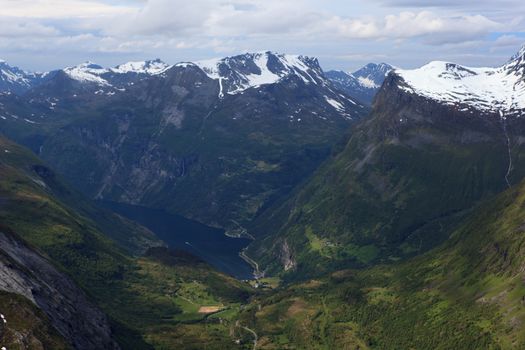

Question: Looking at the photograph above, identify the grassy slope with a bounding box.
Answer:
[238,179,525,349]
[0,135,254,349]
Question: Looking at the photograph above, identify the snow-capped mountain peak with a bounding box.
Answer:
[193,51,325,96]
[62,59,172,87]
[395,47,525,115]
[0,60,45,93]
[112,59,171,75]
[352,63,394,89]
[64,62,110,85]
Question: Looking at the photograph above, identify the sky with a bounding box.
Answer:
[1,0,525,72]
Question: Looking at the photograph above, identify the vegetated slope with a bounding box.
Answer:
[236,178,525,349]
[0,52,368,236]
[0,135,254,349]
[248,46,525,278]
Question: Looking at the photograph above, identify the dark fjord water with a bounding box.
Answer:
[99,201,254,280]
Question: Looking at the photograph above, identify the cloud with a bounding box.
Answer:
[0,1,508,46]
[0,17,60,37]
[0,0,136,18]
[112,0,212,36]
[103,1,501,46]
[490,34,525,53]
[326,11,499,44]
[104,0,322,39]
[0,0,522,72]
[375,0,521,8]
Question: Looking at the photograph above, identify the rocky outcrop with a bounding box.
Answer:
[280,240,296,272]
[0,228,119,350]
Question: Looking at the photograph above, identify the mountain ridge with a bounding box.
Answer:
[0,53,389,106]
[326,62,393,105]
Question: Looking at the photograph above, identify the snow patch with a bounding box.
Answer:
[358,76,379,89]
[325,96,345,111]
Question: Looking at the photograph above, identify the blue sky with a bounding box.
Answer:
[1,0,524,72]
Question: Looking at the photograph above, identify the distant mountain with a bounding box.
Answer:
[326,63,393,105]
[187,52,328,97]
[248,45,525,277]
[62,59,172,88]
[0,60,52,94]
[0,58,171,98]
[0,51,368,236]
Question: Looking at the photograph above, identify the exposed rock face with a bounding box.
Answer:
[0,229,119,350]
[280,240,296,271]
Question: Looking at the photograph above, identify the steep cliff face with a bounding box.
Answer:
[249,69,525,277]
[0,291,70,349]
[0,228,119,349]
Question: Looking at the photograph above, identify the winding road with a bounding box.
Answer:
[236,320,258,350]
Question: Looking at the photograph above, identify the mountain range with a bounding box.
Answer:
[0,60,52,95]
[0,51,369,236]
[0,53,389,102]
[3,45,525,349]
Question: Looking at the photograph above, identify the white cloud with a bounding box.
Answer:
[490,35,525,54]
[0,0,522,71]
[113,0,211,36]
[326,11,499,44]
[0,17,60,37]
[0,0,136,18]
[375,0,522,8]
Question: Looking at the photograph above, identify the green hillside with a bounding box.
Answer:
[236,179,525,348]
[0,135,254,349]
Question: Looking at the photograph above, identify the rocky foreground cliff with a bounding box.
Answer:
[0,227,119,349]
